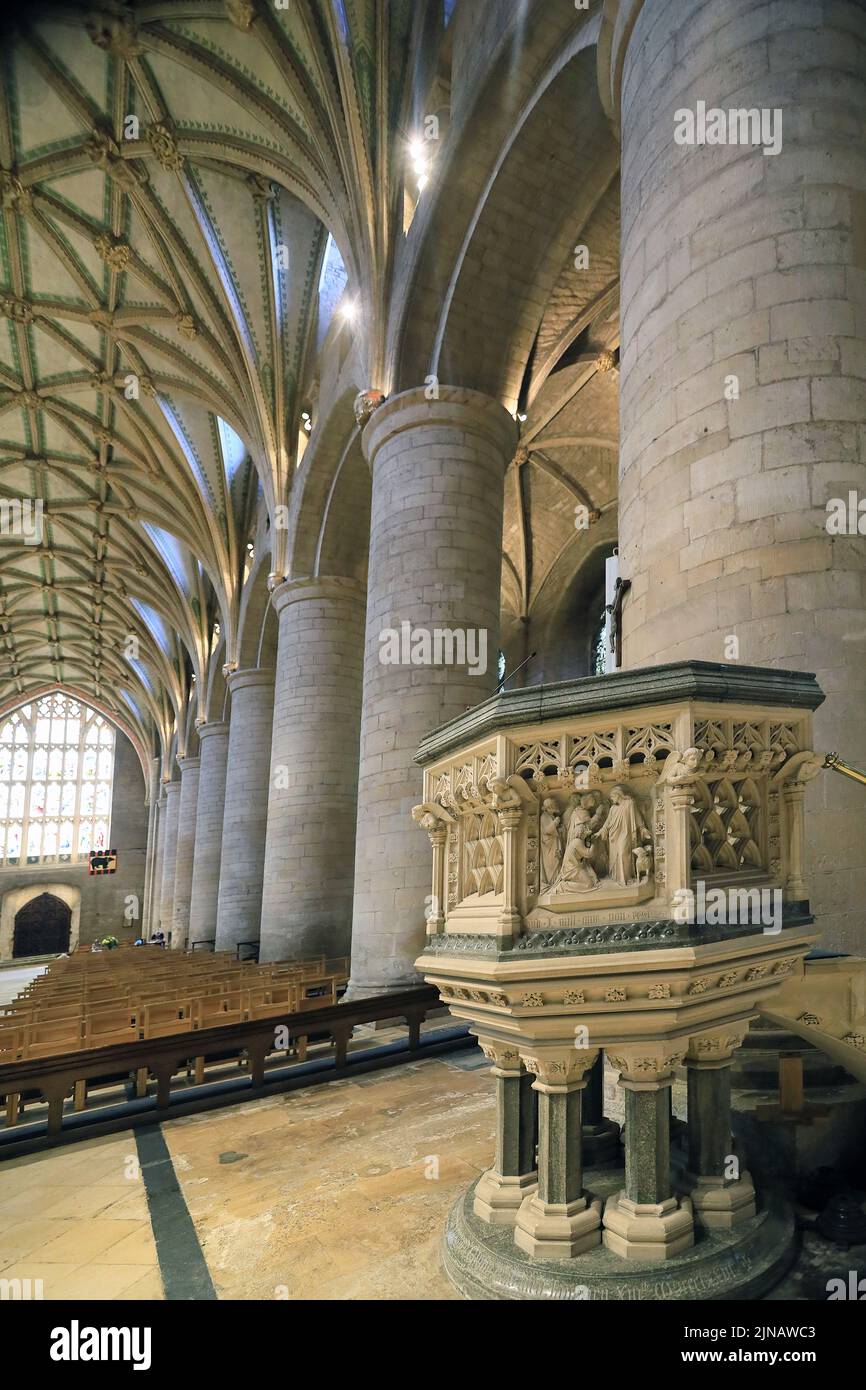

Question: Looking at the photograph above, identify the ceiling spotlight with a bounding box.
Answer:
[517,412,527,422]
[339,297,358,324]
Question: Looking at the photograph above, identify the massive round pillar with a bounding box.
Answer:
[214,668,275,954]
[187,721,230,947]
[158,779,181,941]
[258,578,366,964]
[148,790,166,940]
[346,387,517,997]
[170,754,200,950]
[605,0,866,948]
[141,758,160,938]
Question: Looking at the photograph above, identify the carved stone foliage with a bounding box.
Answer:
[1,295,33,323]
[439,984,510,1007]
[447,830,459,909]
[0,169,33,213]
[607,1046,685,1080]
[767,787,781,877]
[520,991,544,1008]
[94,232,132,270]
[85,10,144,57]
[149,124,184,173]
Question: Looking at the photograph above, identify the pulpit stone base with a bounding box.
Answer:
[444,1173,796,1301]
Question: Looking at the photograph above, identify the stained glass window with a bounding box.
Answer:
[0,695,115,866]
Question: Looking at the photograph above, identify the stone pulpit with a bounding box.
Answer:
[413,661,825,1300]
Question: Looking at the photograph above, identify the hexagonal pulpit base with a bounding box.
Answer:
[443,1171,796,1301]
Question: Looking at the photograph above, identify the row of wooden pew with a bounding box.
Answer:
[0,950,350,1063]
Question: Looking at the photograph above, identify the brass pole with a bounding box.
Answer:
[823,753,866,789]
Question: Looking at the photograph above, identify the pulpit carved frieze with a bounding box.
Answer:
[413,668,825,950]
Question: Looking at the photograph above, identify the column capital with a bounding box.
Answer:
[361,385,518,474]
[271,575,366,616]
[177,755,200,773]
[607,1041,685,1089]
[520,1045,599,1092]
[685,1022,749,1068]
[164,779,181,798]
[226,666,273,695]
[196,720,229,741]
[477,1037,523,1076]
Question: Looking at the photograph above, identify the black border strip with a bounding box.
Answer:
[135,1123,217,1302]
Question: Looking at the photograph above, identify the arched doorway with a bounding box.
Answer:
[12,893,71,958]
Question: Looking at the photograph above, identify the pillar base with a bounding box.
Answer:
[444,1175,796,1300]
[340,977,422,1004]
[474,1170,538,1226]
[514,1191,602,1259]
[680,1171,757,1231]
[602,1191,694,1261]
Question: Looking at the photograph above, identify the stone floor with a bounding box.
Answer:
[0,1045,863,1300]
[0,1130,162,1299]
[0,1049,494,1300]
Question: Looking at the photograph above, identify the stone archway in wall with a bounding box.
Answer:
[13,895,71,958]
[0,883,81,962]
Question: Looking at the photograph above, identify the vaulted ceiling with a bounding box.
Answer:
[0,0,623,766]
[0,0,416,758]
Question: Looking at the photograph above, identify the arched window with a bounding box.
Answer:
[0,694,116,867]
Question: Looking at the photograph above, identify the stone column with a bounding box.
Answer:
[474,1039,538,1225]
[682,1024,756,1229]
[781,781,807,903]
[346,387,517,998]
[140,758,160,938]
[603,1044,694,1260]
[514,1048,602,1258]
[214,668,275,954]
[171,755,200,950]
[159,780,181,942]
[258,577,366,964]
[187,721,229,947]
[147,790,166,940]
[604,0,866,949]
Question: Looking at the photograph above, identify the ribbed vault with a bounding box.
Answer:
[0,0,419,761]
